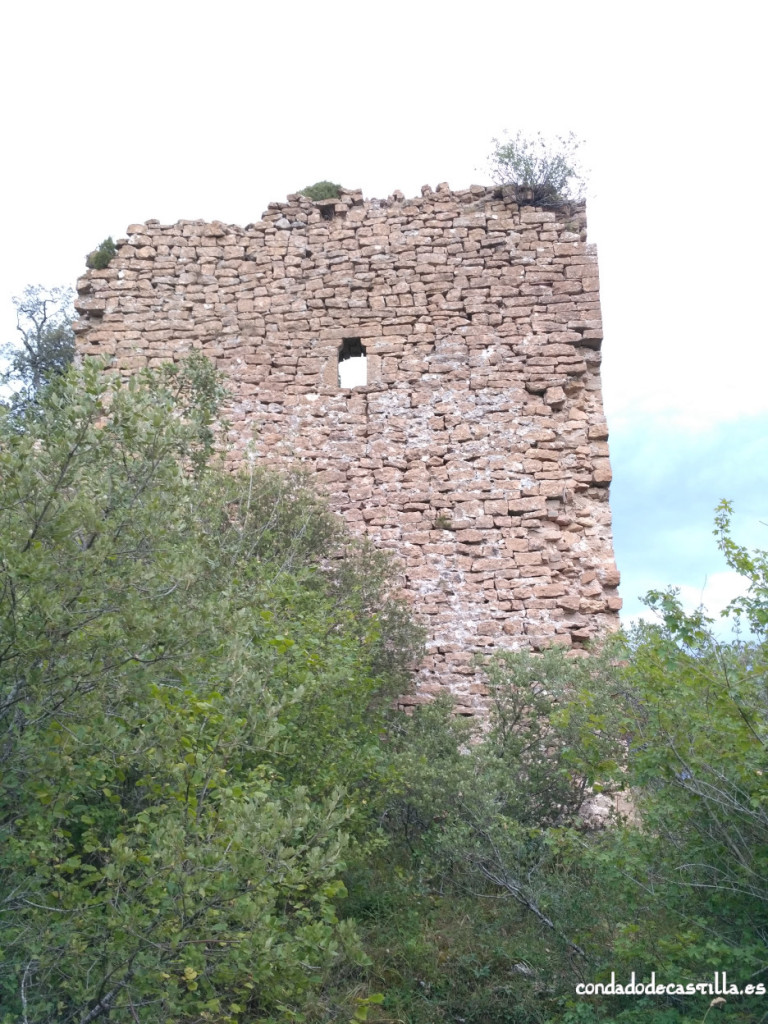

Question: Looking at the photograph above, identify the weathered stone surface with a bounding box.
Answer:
[74,185,620,714]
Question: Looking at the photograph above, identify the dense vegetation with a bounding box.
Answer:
[0,357,420,1023]
[1,357,766,1023]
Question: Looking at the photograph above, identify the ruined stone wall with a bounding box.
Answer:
[74,183,621,713]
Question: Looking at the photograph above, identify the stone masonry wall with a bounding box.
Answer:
[74,183,622,714]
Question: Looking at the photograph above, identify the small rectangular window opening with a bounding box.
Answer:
[338,337,367,388]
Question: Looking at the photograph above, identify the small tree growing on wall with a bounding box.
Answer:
[86,236,117,270]
[299,180,342,201]
[488,130,586,205]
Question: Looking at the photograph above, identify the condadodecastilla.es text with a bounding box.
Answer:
[576,973,766,997]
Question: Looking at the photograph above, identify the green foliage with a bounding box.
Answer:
[1,284,75,410]
[605,601,768,979]
[488,130,586,205]
[299,181,342,201]
[315,511,768,1022]
[0,357,421,1023]
[336,855,564,1024]
[310,651,627,1023]
[86,236,118,270]
[545,508,768,1019]
[715,498,768,633]
[2,359,764,1024]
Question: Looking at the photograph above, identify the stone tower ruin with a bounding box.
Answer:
[74,182,622,713]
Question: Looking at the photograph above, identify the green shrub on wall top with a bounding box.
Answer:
[488,131,586,206]
[299,180,342,201]
[86,236,117,270]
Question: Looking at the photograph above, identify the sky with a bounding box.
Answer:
[1,0,765,632]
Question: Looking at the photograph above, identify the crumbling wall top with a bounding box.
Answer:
[74,183,619,713]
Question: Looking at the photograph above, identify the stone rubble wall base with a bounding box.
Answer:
[74,182,622,714]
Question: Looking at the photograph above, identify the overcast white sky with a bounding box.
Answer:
[2,0,765,630]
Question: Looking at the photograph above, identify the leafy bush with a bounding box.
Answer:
[86,236,117,269]
[0,356,421,1023]
[299,180,342,201]
[489,130,586,205]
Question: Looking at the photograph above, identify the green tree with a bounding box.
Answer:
[599,597,768,981]
[1,285,75,410]
[0,357,421,1023]
[715,499,768,634]
[541,507,768,1020]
